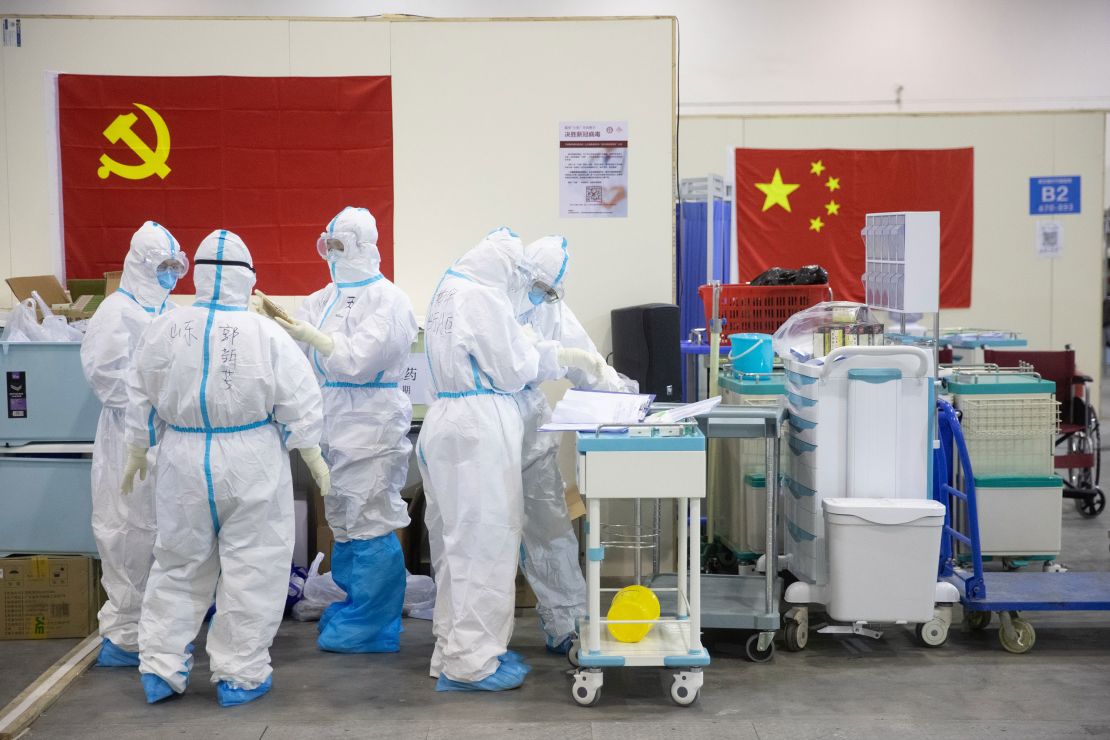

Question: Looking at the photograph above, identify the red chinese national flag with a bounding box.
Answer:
[58,75,394,294]
[734,148,973,308]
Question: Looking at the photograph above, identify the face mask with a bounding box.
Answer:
[157,269,178,290]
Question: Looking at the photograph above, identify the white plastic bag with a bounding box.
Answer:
[290,552,347,622]
[0,299,48,342]
[772,301,878,363]
[403,572,436,620]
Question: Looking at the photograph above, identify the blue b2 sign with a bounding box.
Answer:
[1029,176,1080,215]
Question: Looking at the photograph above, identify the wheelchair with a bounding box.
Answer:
[984,348,1103,517]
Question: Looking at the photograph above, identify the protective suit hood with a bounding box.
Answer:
[452,227,527,301]
[516,235,569,319]
[194,230,256,308]
[119,221,182,310]
[325,206,381,284]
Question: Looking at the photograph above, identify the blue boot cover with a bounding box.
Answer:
[317,533,405,653]
[435,659,532,692]
[545,634,574,655]
[141,673,177,704]
[96,638,140,667]
[217,675,273,708]
[318,539,354,634]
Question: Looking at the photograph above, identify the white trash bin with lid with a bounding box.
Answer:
[823,498,946,624]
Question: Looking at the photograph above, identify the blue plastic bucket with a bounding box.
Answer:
[728,333,773,376]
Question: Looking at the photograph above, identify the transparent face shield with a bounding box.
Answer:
[316,231,358,261]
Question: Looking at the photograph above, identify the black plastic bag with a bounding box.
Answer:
[795,265,829,285]
[750,267,798,286]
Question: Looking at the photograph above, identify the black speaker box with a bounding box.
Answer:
[610,303,681,402]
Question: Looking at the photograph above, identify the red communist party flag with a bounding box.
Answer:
[58,75,393,294]
[734,148,973,307]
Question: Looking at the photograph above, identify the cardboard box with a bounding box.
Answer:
[515,571,538,609]
[0,555,100,640]
[5,276,72,320]
[565,484,586,521]
[5,275,107,321]
[104,271,123,296]
[314,525,335,573]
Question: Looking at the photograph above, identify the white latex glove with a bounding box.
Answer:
[248,293,265,315]
[299,445,331,497]
[120,445,150,495]
[558,347,606,379]
[276,317,335,356]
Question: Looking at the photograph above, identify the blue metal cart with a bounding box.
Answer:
[934,399,1110,653]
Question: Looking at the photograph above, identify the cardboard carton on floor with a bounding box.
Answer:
[0,555,100,640]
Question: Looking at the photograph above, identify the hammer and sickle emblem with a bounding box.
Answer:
[97,103,171,180]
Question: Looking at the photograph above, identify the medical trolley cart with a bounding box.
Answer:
[652,402,785,662]
[571,423,709,707]
[935,399,1110,653]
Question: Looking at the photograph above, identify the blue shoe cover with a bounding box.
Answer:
[318,540,354,634]
[499,650,527,665]
[97,638,140,667]
[434,660,531,692]
[317,534,405,653]
[141,673,177,704]
[545,634,573,655]
[217,675,273,708]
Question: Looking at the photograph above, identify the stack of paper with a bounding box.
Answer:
[540,389,655,432]
[645,396,721,424]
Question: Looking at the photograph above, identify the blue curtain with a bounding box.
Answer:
[676,199,732,341]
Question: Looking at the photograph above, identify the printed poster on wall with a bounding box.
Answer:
[559,121,628,218]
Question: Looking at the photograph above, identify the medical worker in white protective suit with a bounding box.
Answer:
[514,236,623,656]
[417,227,604,692]
[122,229,328,708]
[80,221,188,668]
[270,206,417,653]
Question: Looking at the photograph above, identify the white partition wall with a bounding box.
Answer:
[0,15,677,353]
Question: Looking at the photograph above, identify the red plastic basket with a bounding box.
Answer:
[698,283,833,342]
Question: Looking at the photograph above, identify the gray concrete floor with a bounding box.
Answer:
[0,638,80,708]
[9,381,1110,739]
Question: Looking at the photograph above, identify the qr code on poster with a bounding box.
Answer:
[584,186,602,203]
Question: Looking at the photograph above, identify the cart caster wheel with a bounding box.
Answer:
[965,611,992,631]
[567,641,580,668]
[784,620,809,652]
[1002,558,1021,572]
[744,633,775,663]
[670,671,702,707]
[915,619,948,648]
[1075,489,1105,518]
[999,618,1036,654]
[571,670,603,707]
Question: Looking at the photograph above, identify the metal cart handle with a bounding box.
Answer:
[592,422,697,437]
[820,345,931,380]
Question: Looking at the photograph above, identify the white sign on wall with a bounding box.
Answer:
[559,121,628,218]
[400,353,432,405]
[1035,220,1064,259]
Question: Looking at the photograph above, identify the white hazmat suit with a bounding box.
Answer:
[514,236,622,652]
[416,228,565,689]
[80,221,184,664]
[287,206,418,653]
[125,230,324,705]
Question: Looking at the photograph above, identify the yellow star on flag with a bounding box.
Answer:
[809,217,825,233]
[825,200,840,216]
[754,168,800,213]
[825,176,840,192]
[810,160,826,176]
